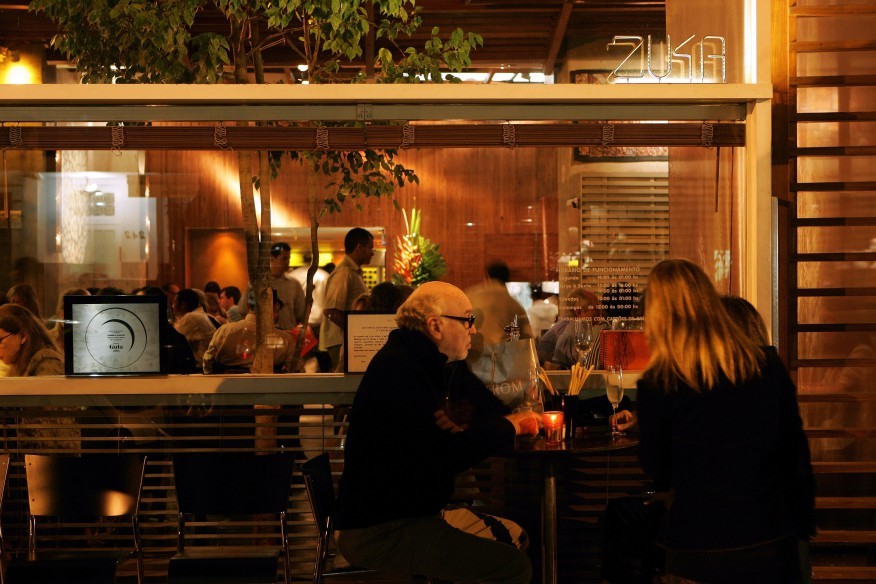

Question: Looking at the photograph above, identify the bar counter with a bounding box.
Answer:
[0,374,360,406]
[0,370,639,406]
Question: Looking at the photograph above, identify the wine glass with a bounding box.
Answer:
[606,365,625,436]
[520,367,542,413]
[573,320,595,365]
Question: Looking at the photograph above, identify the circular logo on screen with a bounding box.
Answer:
[84,308,148,369]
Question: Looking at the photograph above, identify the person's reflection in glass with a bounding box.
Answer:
[537,287,602,369]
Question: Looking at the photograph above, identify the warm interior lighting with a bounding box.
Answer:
[3,63,35,84]
[211,157,305,228]
[744,0,758,83]
[60,152,89,264]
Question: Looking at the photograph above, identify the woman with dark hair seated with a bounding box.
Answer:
[0,303,80,449]
[0,303,62,376]
[6,283,43,320]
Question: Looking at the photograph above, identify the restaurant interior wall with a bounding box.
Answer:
[144,145,560,295]
[0,143,559,313]
[554,32,747,310]
[185,226,389,295]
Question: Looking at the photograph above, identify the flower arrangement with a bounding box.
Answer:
[392,208,448,288]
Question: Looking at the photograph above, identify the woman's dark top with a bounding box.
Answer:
[335,327,514,530]
[636,347,816,551]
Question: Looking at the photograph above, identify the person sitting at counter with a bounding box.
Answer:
[202,290,295,374]
[602,291,795,584]
[335,281,539,584]
[173,288,217,368]
[537,286,603,369]
[0,303,81,450]
[0,303,63,376]
[636,260,814,583]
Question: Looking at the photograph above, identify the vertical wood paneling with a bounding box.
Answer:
[147,146,559,290]
[668,147,738,294]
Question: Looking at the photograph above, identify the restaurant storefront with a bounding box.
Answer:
[1,0,875,580]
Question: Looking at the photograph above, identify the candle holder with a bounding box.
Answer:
[561,394,578,441]
[542,411,564,444]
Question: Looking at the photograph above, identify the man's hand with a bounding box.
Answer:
[505,411,542,436]
[609,409,637,432]
[434,410,466,433]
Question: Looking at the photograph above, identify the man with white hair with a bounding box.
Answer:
[335,281,539,583]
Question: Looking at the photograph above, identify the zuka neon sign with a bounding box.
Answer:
[607,35,727,83]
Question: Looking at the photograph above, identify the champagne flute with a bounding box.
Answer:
[606,365,625,436]
[573,320,594,365]
[521,367,542,413]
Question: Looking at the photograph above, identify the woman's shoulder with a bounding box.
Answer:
[27,347,65,376]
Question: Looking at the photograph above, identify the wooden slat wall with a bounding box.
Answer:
[781,0,876,581]
[579,173,670,294]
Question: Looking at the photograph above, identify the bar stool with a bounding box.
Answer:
[301,453,413,584]
[0,454,10,584]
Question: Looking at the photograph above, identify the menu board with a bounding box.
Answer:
[64,295,167,375]
[344,312,398,374]
[558,263,644,324]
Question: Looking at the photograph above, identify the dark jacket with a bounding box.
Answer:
[335,327,515,530]
[636,347,816,551]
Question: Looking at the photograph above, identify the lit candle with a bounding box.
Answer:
[542,411,564,444]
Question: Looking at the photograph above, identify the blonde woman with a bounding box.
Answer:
[636,259,814,583]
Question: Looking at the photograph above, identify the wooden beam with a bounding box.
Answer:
[0,123,746,151]
[544,0,574,75]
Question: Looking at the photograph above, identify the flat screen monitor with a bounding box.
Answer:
[541,281,560,295]
[64,295,168,376]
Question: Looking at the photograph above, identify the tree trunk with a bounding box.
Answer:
[231,16,275,451]
[251,150,274,375]
[287,159,321,372]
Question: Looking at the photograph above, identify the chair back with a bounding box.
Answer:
[0,454,10,511]
[299,453,337,584]
[172,452,295,516]
[299,453,335,534]
[0,453,9,584]
[24,454,146,518]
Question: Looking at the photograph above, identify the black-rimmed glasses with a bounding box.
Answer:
[440,315,476,329]
[0,332,17,344]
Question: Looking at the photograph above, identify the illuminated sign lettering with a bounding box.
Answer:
[608,35,727,83]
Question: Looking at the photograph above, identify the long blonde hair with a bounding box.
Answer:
[643,259,764,392]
